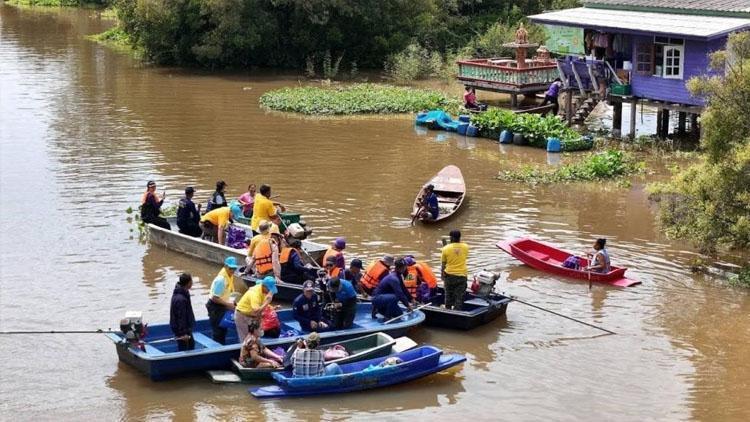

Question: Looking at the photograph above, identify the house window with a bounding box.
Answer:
[635,43,653,74]
[663,45,684,79]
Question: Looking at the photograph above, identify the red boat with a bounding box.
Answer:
[496,238,640,287]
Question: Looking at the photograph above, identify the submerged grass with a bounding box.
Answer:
[86,26,142,56]
[497,149,644,185]
[259,83,460,115]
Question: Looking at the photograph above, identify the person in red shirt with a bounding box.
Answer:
[463,87,486,111]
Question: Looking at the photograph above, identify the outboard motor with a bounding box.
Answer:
[119,311,147,349]
[471,271,500,297]
[287,222,313,240]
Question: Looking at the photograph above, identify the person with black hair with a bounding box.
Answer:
[140,180,170,230]
[206,180,227,212]
[372,258,414,319]
[586,238,611,273]
[177,186,201,237]
[169,273,195,351]
[327,277,358,329]
[441,229,469,310]
[251,184,282,232]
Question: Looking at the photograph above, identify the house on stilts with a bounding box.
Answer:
[458,0,750,138]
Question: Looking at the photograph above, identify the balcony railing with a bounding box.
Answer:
[457,58,559,87]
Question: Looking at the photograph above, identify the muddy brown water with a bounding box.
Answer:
[1,6,749,421]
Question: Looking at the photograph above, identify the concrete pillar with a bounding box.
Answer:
[510,94,518,109]
[612,100,623,138]
[629,98,637,139]
[678,111,687,135]
[656,109,663,137]
[660,109,670,138]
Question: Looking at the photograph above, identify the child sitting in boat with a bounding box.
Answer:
[291,332,343,377]
[239,320,284,369]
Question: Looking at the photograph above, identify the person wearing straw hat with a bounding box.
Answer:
[205,256,239,344]
[235,275,277,342]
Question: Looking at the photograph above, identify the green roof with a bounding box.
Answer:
[584,0,750,17]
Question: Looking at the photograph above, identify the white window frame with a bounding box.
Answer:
[662,45,684,79]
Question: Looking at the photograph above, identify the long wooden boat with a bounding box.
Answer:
[243,275,510,330]
[147,217,327,267]
[412,165,466,223]
[105,304,426,381]
[212,333,416,382]
[251,345,466,398]
[496,237,640,287]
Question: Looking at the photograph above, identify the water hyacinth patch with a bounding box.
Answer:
[497,150,643,185]
[259,84,460,115]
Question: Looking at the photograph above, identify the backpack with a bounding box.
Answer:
[562,256,581,270]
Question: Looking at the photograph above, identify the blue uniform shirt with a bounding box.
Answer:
[333,279,357,302]
[425,192,439,219]
[292,293,322,329]
[373,272,412,307]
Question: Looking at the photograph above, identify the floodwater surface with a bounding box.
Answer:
[0,6,749,421]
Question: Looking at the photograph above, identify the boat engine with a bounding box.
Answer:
[119,311,147,348]
[287,222,313,240]
[471,271,500,297]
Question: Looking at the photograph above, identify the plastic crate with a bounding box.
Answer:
[610,83,632,96]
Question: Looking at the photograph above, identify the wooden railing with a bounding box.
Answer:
[457,59,559,87]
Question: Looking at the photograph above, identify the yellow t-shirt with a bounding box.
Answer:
[236,284,266,315]
[441,242,469,277]
[250,194,277,231]
[247,233,270,256]
[200,207,232,228]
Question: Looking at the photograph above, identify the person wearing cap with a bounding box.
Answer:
[417,184,439,221]
[170,273,195,351]
[441,229,469,310]
[291,332,342,377]
[177,186,201,237]
[140,180,170,230]
[200,206,234,245]
[251,184,282,233]
[205,256,239,344]
[360,255,394,296]
[344,259,364,292]
[235,275,277,342]
[237,183,257,218]
[249,223,282,280]
[292,281,328,332]
[327,277,358,329]
[324,256,343,279]
[322,238,346,271]
[206,180,227,212]
[372,258,414,319]
[280,238,316,284]
[405,256,439,302]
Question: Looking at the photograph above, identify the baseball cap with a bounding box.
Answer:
[185,186,195,194]
[224,256,239,269]
[334,237,346,249]
[381,255,395,267]
[303,280,315,291]
[260,276,278,294]
[350,258,363,269]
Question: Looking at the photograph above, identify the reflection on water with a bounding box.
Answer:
[1,5,749,421]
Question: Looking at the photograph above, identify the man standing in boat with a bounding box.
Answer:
[176,186,201,237]
[417,184,439,221]
[441,230,469,310]
[170,273,195,351]
[251,184,282,234]
[206,256,239,344]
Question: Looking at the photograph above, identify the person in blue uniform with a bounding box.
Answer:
[327,277,357,329]
[176,186,201,237]
[417,184,439,221]
[169,273,195,351]
[292,281,329,332]
[372,258,414,319]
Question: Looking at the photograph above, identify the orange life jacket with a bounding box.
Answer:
[322,247,342,268]
[279,247,293,265]
[327,266,342,279]
[253,239,274,274]
[414,262,438,288]
[361,260,389,292]
[403,265,420,299]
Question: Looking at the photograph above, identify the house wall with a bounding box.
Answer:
[630,35,725,105]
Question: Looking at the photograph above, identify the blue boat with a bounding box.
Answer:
[415,110,461,131]
[250,345,466,398]
[106,303,425,381]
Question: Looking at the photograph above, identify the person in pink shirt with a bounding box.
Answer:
[238,183,256,217]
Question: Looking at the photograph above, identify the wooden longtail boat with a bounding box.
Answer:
[412,165,466,223]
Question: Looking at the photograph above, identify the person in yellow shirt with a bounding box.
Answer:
[234,276,277,341]
[250,184,282,232]
[440,229,469,310]
[200,206,233,245]
[205,256,238,344]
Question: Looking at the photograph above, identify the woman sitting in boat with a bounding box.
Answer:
[463,87,487,111]
[417,184,439,221]
[585,238,611,273]
[291,332,342,377]
[239,320,284,369]
[140,180,170,230]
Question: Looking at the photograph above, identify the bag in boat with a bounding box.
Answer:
[226,226,247,249]
[562,256,581,269]
[323,344,349,361]
[261,306,280,331]
[219,310,236,329]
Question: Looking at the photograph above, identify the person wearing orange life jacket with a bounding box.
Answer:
[249,224,282,280]
[402,256,421,300]
[404,256,439,302]
[280,238,316,284]
[322,238,346,270]
[359,255,394,296]
[324,256,343,279]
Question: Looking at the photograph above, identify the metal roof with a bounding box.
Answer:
[529,7,750,39]
[584,1,750,15]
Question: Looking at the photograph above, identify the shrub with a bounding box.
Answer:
[385,43,446,83]
[259,83,460,115]
[497,149,642,184]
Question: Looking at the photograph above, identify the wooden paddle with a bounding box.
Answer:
[410,205,424,226]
